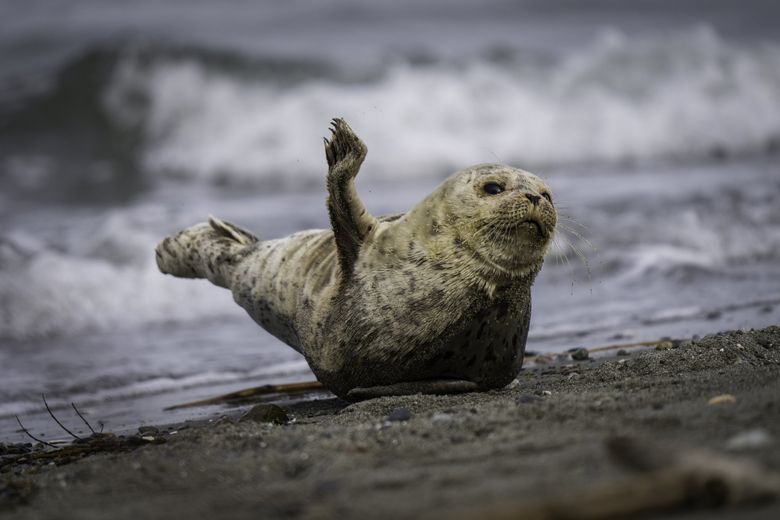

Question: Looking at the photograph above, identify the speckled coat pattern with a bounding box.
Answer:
[156,119,556,400]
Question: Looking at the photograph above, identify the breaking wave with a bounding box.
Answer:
[3,26,780,192]
[105,27,780,182]
[0,215,243,341]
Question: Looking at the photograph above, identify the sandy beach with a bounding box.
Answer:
[2,325,779,519]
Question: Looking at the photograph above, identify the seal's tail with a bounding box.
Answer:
[155,216,258,289]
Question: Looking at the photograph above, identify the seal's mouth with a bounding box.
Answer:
[519,219,544,236]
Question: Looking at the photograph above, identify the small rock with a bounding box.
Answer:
[725,429,772,450]
[708,394,737,406]
[212,415,235,427]
[431,412,453,423]
[137,426,159,436]
[655,341,673,351]
[705,311,722,320]
[571,348,589,361]
[541,390,552,397]
[240,404,289,424]
[616,349,629,356]
[533,355,553,365]
[387,408,412,422]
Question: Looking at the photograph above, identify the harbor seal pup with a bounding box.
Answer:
[156,119,557,400]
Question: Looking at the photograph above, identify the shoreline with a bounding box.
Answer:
[2,325,779,519]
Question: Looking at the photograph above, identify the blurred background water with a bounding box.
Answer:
[1,0,779,441]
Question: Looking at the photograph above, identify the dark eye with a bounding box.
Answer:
[483,182,504,195]
[541,192,552,202]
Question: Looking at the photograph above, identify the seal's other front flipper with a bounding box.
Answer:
[346,379,479,401]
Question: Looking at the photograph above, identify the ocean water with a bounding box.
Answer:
[1,0,779,441]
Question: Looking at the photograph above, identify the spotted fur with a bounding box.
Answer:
[156,119,556,400]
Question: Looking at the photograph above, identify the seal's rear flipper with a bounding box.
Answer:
[346,380,479,401]
[209,216,258,246]
[156,217,258,289]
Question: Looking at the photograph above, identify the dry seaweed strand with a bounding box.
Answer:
[14,416,57,449]
[41,394,82,441]
[71,402,100,434]
[2,398,164,471]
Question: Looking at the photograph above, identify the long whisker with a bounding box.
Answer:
[556,223,598,252]
[557,214,590,230]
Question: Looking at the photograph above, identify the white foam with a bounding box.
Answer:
[0,216,242,341]
[104,27,780,184]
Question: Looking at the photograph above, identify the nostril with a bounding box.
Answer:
[525,193,541,205]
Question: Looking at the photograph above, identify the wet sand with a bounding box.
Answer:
[2,326,779,519]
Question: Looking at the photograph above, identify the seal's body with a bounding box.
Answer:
[156,120,556,400]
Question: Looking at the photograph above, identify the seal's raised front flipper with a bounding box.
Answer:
[324,118,379,280]
[155,217,258,289]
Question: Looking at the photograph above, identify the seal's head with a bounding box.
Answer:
[426,164,557,279]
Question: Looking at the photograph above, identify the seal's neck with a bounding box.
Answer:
[472,262,542,299]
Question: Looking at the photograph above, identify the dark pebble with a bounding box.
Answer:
[617,349,629,356]
[240,404,289,425]
[387,408,412,422]
[571,348,589,361]
[705,311,722,320]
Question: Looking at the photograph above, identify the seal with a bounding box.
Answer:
[156,119,557,400]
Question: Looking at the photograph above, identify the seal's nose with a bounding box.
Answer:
[525,193,541,206]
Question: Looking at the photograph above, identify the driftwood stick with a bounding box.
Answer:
[165,381,325,410]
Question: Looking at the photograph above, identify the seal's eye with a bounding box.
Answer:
[483,182,504,195]
[541,192,552,202]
